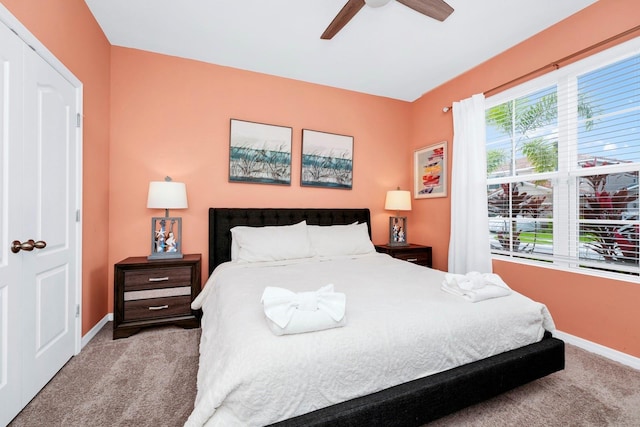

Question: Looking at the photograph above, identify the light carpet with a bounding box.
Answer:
[9,323,640,426]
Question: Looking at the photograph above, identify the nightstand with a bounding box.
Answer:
[113,253,202,339]
[375,244,432,268]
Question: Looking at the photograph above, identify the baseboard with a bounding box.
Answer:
[554,329,640,370]
[81,313,113,349]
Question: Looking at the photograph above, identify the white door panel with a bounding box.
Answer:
[36,79,71,252]
[0,13,80,425]
[35,266,69,355]
[21,44,77,406]
[0,19,25,426]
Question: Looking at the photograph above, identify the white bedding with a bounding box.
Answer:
[185,253,555,427]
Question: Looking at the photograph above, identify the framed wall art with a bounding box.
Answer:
[229,119,292,185]
[301,129,353,189]
[414,142,447,198]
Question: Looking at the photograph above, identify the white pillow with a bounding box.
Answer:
[307,222,375,257]
[231,221,314,263]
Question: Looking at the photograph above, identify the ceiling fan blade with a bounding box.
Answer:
[321,0,366,40]
[396,0,454,22]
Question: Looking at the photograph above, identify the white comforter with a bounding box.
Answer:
[185,253,555,427]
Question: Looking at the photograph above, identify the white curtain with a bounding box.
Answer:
[448,93,493,274]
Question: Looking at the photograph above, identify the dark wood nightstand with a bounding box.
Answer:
[113,254,202,339]
[375,244,432,268]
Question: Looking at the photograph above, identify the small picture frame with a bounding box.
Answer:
[414,142,447,198]
[148,217,183,259]
[388,216,408,246]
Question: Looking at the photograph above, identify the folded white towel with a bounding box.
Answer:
[261,284,346,335]
[444,272,510,290]
[441,272,511,302]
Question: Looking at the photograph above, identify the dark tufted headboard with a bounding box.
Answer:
[208,208,371,275]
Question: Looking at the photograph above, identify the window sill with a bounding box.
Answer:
[491,254,640,285]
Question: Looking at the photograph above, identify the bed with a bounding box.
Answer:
[187,207,564,427]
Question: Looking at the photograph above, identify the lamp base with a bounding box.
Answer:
[388,216,408,246]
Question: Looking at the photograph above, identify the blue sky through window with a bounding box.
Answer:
[486,51,640,174]
[578,54,640,164]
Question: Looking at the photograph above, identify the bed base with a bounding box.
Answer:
[208,208,565,426]
[269,332,564,426]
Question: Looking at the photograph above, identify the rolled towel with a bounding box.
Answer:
[261,284,346,335]
[442,272,511,302]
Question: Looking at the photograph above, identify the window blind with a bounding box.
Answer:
[485,36,640,279]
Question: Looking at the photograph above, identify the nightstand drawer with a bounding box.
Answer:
[123,266,192,291]
[374,244,432,268]
[393,252,431,265]
[124,286,191,301]
[123,295,192,322]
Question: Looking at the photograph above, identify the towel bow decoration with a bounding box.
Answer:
[261,284,346,328]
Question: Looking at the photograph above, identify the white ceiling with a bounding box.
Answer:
[84,0,597,102]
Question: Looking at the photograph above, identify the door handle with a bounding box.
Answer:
[11,239,47,253]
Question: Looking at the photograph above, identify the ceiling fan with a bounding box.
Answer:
[321,0,454,40]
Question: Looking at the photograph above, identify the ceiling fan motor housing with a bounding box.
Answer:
[365,0,392,7]
[321,0,454,40]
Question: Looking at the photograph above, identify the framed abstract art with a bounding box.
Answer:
[414,142,447,198]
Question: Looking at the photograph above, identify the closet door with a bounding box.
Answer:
[0,18,25,427]
[20,40,78,407]
[0,18,80,426]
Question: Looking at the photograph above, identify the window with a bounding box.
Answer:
[486,37,640,279]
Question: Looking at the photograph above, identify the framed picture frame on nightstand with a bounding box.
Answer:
[388,216,408,246]
[149,216,183,259]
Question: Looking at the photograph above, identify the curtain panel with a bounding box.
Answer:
[448,94,492,274]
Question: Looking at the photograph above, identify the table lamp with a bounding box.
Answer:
[385,187,411,246]
[147,176,188,259]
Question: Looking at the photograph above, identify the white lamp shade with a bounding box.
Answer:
[385,190,412,211]
[147,181,188,209]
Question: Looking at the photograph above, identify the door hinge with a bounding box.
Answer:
[76,304,80,318]
[76,209,81,222]
[76,113,81,128]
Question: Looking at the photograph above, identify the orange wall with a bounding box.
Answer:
[411,0,640,357]
[1,0,111,335]
[5,0,639,358]
[108,47,412,307]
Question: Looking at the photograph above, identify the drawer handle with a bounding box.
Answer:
[148,277,170,282]
[148,305,169,310]
[407,258,418,262]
